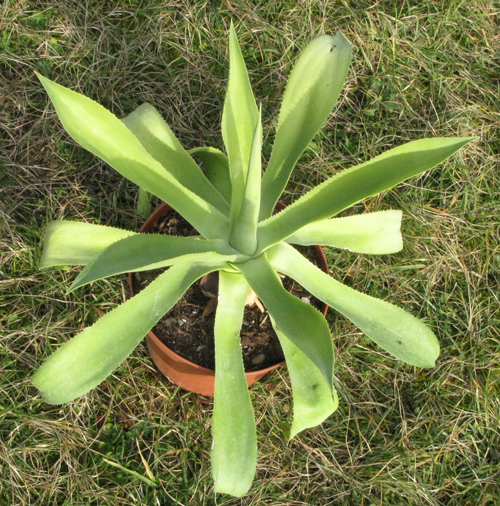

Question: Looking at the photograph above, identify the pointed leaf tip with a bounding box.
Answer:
[259,136,476,250]
[37,75,229,240]
[259,31,352,219]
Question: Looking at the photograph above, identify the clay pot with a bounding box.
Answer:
[128,203,329,397]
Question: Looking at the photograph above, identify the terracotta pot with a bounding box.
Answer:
[128,202,329,397]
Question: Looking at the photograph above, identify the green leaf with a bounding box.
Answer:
[69,235,239,291]
[271,319,338,439]
[287,210,403,254]
[136,187,152,219]
[188,147,231,204]
[268,243,440,368]
[221,22,259,233]
[229,107,262,255]
[123,103,229,216]
[258,137,475,251]
[40,221,136,268]
[212,271,256,497]
[37,74,229,240]
[32,259,227,404]
[260,32,352,219]
[236,254,334,388]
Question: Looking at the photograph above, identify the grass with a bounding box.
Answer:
[1,0,499,504]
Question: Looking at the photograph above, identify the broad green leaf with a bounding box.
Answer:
[70,236,240,291]
[188,147,231,204]
[260,32,352,219]
[268,243,440,367]
[40,221,136,268]
[32,259,227,404]
[136,187,152,219]
[257,137,475,251]
[37,74,229,240]
[221,23,259,233]
[271,319,338,440]
[123,104,229,216]
[236,254,334,388]
[212,271,256,497]
[287,210,403,254]
[229,107,262,255]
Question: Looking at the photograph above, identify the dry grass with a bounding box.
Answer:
[1,1,499,505]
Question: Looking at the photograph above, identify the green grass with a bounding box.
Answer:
[1,0,499,504]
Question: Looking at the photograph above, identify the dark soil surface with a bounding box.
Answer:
[132,210,326,372]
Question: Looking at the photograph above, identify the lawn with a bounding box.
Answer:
[1,1,499,505]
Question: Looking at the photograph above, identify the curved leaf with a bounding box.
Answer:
[260,32,352,219]
[258,137,475,251]
[188,147,231,204]
[268,243,440,368]
[40,221,136,268]
[32,259,227,404]
[236,254,334,388]
[287,210,403,254]
[70,236,240,291]
[212,271,256,497]
[271,319,338,440]
[123,103,229,216]
[37,74,229,240]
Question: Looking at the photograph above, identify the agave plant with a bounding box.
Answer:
[33,24,473,496]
